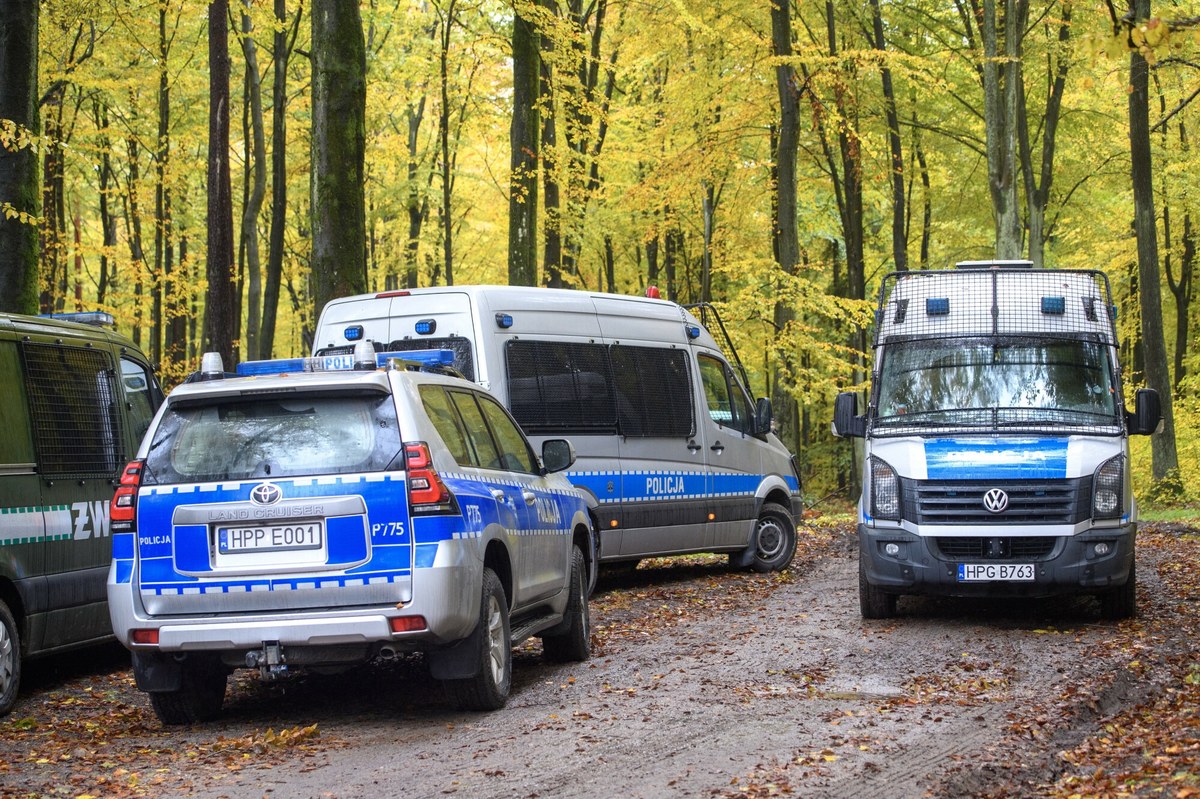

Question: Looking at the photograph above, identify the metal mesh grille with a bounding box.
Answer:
[934,537,1058,560]
[907,479,1088,525]
[505,340,617,434]
[869,269,1123,438]
[610,345,694,438]
[22,342,123,478]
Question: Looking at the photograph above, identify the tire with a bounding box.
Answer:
[747,502,798,573]
[859,560,897,619]
[148,657,227,726]
[542,546,591,663]
[1100,561,1137,621]
[444,568,511,711]
[0,599,22,717]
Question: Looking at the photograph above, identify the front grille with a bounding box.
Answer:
[906,479,1089,525]
[934,536,1058,560]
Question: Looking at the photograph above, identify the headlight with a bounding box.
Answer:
[1092,455,1124,520]
[870,456,900,521]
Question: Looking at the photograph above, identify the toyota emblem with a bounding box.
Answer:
[983,488,1009,513]
[250,482,283,506]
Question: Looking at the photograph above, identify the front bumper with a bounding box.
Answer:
[858,523,1136,599]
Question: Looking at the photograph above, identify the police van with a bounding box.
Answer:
[312,286,803,574]
[107,345,593,724]
[0,311,162,716]
[833,262,1161,619]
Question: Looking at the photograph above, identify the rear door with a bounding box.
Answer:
[21,338,122,650]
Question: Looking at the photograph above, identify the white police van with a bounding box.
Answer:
[833,262,1161,619]
[312,286,803,574]
[107,345,593,724]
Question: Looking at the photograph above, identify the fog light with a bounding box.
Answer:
[1094,542,1111,556]
[884,543,901,557]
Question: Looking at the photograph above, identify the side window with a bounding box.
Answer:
[22,342,122,477]
[610,345,694,438]
[478,394,537,474]
[120,356,159,445]
[419,385,475,466]
[449,391,502,470]
[699,354,754,433]
[505,339,616,433]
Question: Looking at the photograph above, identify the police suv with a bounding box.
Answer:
[107,345,594,724]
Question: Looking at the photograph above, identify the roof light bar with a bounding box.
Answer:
[39,311,116,328]
[233,347,459,377]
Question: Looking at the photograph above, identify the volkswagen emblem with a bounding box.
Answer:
[250,482,283,506]
[983,488,1009,514]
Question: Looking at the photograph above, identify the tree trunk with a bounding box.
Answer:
[204,0,238,368]
[0,0,40,314]
[404,94,428,289]
[1019,0,1070,269]
[438,1,456,286]
[263,0,296,360]
[1128,0,1179,488]
[870,0,907,271]
[508,1,539,287]
[156,6,173,369]
[94,99,115,305]
[977,0,1026,259]
[310,0,368,319]
[125,136,146,346]
[539,0,562,288]
[241,2,267,360]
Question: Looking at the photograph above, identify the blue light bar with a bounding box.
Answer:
[926,297,950,316]
[414,319,437,335]
[236,352,360,376]
[344,325,364,341]
[380,349,456,369]
[40,311,116,328]
[1041,296,1065,315]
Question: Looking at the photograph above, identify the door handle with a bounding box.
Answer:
[522,491,536,506]
[687,440,702,453]
[710,441,725,454]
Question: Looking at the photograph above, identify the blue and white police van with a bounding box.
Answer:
[312,286,803,574]
[107,345,593,724]
[833,262,1161,620]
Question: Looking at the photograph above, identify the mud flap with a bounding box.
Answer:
[427,627,482,680]
[131,651,182,693]
[728,545,755,569]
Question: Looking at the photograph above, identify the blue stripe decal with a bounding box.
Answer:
[568,469,797,504]
[924,438,1069,480]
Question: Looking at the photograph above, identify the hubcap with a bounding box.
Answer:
[0,623,13,696]
[485,595,506,685]
[756,518,785,560]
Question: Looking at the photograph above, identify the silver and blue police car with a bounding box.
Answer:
[107,344,594,724]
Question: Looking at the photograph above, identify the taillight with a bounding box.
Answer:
[111,459,145,530]
[405,442,456,513]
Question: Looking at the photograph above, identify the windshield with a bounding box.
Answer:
[143,391,402,484]
[874,337,1120,432]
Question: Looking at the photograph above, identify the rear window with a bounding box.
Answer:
[143,392,402,484]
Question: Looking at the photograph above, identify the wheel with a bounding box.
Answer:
[1100,561,1137,621]
[859,560,897,619]
[747,502,798,573]
[148,657,227,725]
[444,568,511,711]
[542,546,591,663]
[0,599,22,717]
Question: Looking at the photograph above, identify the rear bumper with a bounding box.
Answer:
[107,555,483,658]
[859,522,1135,598]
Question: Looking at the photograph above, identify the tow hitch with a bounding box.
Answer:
[246,640,288,680]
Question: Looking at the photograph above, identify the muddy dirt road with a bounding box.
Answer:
[3,521,1196,799]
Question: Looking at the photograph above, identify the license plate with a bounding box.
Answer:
[957,563,1035,582]
[217,523,323,554]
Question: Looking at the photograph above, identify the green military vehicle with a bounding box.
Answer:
[0,312,162,715]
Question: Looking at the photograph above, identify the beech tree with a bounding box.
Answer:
[203,0,237,368]
[0,0,40,314]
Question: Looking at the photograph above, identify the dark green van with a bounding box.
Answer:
[0,312,162,715]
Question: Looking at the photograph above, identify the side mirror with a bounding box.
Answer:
[1127,388,1162,436]
[541,438,576,473]
[832,391,867,438]
[753,397,773,436]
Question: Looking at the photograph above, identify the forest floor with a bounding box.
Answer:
[2,518,1198,799]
